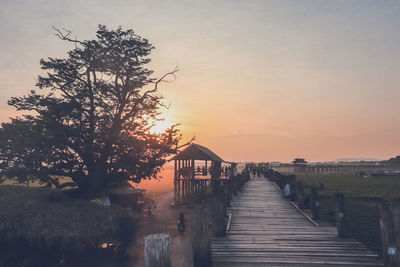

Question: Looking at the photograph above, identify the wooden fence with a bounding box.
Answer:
[191,170,251,267]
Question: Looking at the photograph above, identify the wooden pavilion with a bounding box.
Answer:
[170,143,229,204]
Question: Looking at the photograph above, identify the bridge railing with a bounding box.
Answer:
[191,170,250,267]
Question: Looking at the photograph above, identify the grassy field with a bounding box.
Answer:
[296,174,400,253]
[296,174,400,200]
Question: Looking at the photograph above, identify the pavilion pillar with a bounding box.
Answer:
[174,160,177,203]
[187,161,190,199]
[186,177,189,201]
[188,178,191,198]
[182,179,186,202]
[178,160,181,203]
[192,159,195,179]
[191,159,195,200]
[177,179,181,203]
[182,179,185,203]
[211,161,214,179]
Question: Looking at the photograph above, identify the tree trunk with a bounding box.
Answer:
[87,162,108,198]
[144,233,172,267]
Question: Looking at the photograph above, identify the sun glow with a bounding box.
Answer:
[150,116,173,135]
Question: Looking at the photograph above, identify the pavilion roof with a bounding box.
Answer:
[292,158,308,164]
[170,143,224,162]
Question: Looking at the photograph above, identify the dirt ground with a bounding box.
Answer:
[128,191,195,267]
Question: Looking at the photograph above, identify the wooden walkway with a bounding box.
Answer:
[212,177,383,266]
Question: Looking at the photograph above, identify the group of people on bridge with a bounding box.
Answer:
[178,165,235,179]
[247,163,268,178]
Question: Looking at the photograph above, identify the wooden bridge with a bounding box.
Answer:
[211,177,383,266]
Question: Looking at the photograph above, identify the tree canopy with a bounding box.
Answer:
[0,25,189,197]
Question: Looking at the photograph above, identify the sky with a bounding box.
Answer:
[1,0,400,162]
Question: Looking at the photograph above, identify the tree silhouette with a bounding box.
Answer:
[0,25,191,197]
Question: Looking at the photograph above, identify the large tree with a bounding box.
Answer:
[0,25,189,197]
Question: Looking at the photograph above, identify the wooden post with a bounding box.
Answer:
[335,193,348,238]
[289,175,296,201]
[144,233,171,267]
[174,179,177,203]
[311,187,320,220]
[225,179,231,207]
[233,176,238,196]
[192,159,195,179]
[191,179,195,202]
[226,178,232,203]
[187,179,191,202]
[174,160,177,203]
[191,206,211,267]
[183,178,186,201]
[380,202,400,267]
[187,179,190,201]
[208,194,226,237]
[185,179,188,202]
[176,179,180,203]
[198,180,201,194]
[177,159,181,184]
[174,160,177,178]
[191,159,195,201]
[296,181,306,209]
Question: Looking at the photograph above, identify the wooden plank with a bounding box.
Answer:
[211,177,383,266]
[212,258,383,267]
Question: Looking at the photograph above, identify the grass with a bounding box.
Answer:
[1,176,77,190]
[0,186,137,267]
[296,173,400,253]
[296,174,400,200]
[1,178,43,187]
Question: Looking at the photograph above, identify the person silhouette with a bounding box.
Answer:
[150,199,157,215]
[177,213,185,233]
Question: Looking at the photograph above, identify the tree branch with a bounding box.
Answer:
[52,26,86,45]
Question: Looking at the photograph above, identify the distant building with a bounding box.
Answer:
[292,158,308,172]
[292,158,308,164]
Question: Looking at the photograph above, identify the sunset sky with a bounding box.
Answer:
[1,0,400,162]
